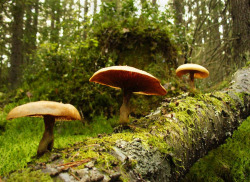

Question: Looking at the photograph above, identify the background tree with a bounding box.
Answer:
[23,0,39,65]
[230,0,250,67]
[9,0,24,88]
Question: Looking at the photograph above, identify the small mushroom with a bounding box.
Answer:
[176,63,209,90]
[7,101,81,157]
[89,66,167,125]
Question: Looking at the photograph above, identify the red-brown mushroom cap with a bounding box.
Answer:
[7,101,81,121]
[176,64,209,79]
[89,66,167,96]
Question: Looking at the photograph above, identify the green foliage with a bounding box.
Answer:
[0,104,118,176]
[6,0,179,120]
[184,117,250,182]
[93,0,178,69]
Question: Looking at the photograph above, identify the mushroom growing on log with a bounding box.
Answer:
[89,65,167,125]
[7,101,81,157]
[176,63,209,90]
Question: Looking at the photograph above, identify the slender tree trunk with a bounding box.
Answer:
[24,0,37,65]
[0,13,3,80]
[152,0,157,6]
[173,0,186,64]
[83,0,89,40]
[50,0,61,44]
[173,0,183,25]
[93,0,97,15]
[230,0,250,67]
[83,0,89,20]
[32,0,39,50]
[9,0,24,88]
[23,0,38,65]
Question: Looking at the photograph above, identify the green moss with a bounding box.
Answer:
[6,168,53,182]
[0,109,118,176]
[184,116,250,182]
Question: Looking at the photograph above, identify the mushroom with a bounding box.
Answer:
[176,63,209,90]
[7,101,81,157]
[89,66,167,125]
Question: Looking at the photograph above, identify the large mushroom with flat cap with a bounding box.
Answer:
[176,63,209,90]
[89,66,167,125]
[7,101,81,157]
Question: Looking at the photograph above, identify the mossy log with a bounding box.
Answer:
[107,68,250,182]
[20,67,249,182]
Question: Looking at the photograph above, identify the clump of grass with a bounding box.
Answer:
[0,105,118,176]
[184,116,250,182]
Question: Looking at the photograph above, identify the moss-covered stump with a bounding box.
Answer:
[4,67,250,182]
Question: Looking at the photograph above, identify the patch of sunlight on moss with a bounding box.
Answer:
[184,116,250,182]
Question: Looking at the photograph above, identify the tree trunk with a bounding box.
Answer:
[0,13,3,80]
[93,0,97,15]
[9,0,24,88]
[152,0,156,6]
[172,0,186,64]
[33,0,39,50]
[173,0,183,25]
[50,0,61,44]
[83,0,89,21]
[230,0,250,67]
[83,0,89,40]
[23,0,38,65]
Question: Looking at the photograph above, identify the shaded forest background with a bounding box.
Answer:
[0,0,249,119]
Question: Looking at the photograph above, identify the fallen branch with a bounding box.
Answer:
[57,159,91,170]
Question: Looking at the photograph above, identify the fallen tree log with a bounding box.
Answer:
[105,67,250,182]
[7,67,250,182]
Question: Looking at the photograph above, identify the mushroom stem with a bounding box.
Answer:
[189,71,195,90]
[119,90,132,125]
[37,115,55,157]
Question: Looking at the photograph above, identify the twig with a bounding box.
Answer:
[69,172,80,181]
[58,159,91,170]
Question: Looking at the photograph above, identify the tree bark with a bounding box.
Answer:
[230,0,250,67]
